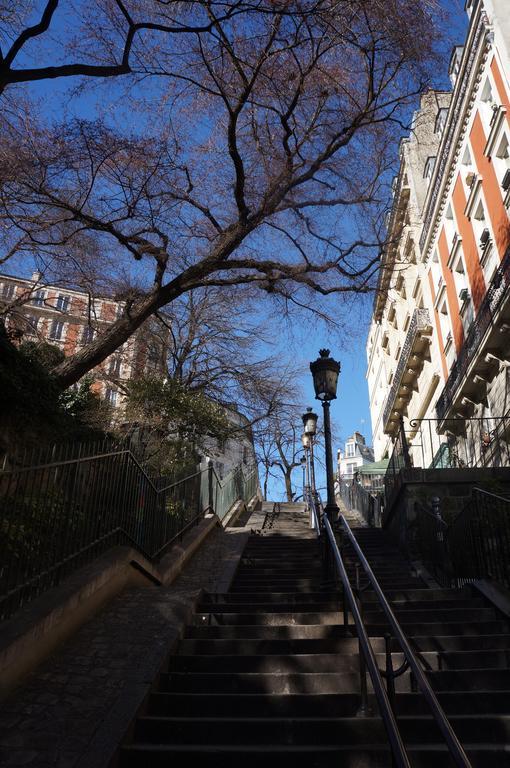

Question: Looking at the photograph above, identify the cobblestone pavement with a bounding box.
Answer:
[0,523,250,768]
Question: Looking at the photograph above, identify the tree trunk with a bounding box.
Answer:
[284,471,293,503]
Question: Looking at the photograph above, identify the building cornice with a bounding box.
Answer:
[419,1,494,261]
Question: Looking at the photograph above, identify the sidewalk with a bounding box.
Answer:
[0,522,250,768]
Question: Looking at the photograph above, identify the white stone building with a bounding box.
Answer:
[337,432,375,482]
[367,0,510,470]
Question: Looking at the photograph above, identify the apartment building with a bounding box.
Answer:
[0,271,168,408]
[337,431,375,483]
[367,0,510,467]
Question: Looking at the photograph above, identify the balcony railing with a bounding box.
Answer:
[382,309,431,429]
[436,245,510,421]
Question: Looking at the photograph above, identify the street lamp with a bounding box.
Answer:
[310,348,341,524]
[302,407,318,498]
[300,455,307,499]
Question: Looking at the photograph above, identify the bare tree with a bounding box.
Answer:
[153,286,280,411]
[0,0,441,388]
[254,405,305,502]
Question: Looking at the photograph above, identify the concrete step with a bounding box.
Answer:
[362,607,497,624]
[160,671,368,694]
[200,592,340,605]
[170,649,510,674]
[148,690,510,718]
[177,634,510,656]
[362,588,473,603]
[191,611,346,626]
[120,742,508,767]
[133,714,510,745]
[429,668,510,691]
[196,602,342,613]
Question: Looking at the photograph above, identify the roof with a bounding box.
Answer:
[358,459,389,474]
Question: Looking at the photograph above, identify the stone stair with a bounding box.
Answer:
[120,503,510,767]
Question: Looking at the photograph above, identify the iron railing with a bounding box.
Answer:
[385,415,510,495]
[382,308,431,429]
[339,481,382,527]
[0,441,258,620]
[384,418,411,510]
[436,245,510,420]
[317,514,472,768]
[333,515,472,768]
[414,489,510,590]
[415,499,451,588]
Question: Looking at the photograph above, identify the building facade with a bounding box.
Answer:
[367,0,510,468]
[337,431,375,482]
[0,271,168,408]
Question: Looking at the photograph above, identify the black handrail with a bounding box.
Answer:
[338,514,472,768]
[322,517,411,767]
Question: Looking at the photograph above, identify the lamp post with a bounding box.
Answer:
[300,455,307,499]
[302,407,318,499]
[310,349,341,524]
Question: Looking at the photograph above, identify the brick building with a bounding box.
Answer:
[0,271,168,409]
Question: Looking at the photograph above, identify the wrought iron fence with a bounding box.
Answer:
[386,415,510,482]
[415,499,451,588]
[436,245,510,421]
[0,441,258,621]
[338,480,382,527]
[384,419,411,511]
[408,416,510,470]
[382,308,431,429]
[412,490,510,590]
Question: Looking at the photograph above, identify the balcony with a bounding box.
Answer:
[436,245,510,421]
[382,309,433,434]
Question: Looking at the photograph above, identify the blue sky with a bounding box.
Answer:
[2,0,469,501]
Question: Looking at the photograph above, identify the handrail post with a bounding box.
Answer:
[207,457,214,514]
[399,417,411,470]
[432,496,452,586]
[384,634,396,712]
[355,563,370,718]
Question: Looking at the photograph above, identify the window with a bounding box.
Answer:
[494,133,510,200]
[147,344,161,365]
[346,442,355,457]
[55,294,69,312]
[49,320,64,341]
[24,314,39,334]
[444,204,458,251]
[108,357,122,377]
[1,283,15,300]
[31,290,45,307]
[82,326,95,344]
[423,156,436,181]
[451,249,473,333]
[434,108,448,134]
[479,77,498,133]
[105,387,118,406]
[449,46,463,86]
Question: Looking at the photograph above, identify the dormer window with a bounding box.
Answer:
[434,108,448,134]
[424,156,436,181]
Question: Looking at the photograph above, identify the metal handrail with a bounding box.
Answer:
[338,514,472,768]
[322,517,411,767]
[304,487,321,532]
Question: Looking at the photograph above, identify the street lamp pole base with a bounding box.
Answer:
[324,502,340,524]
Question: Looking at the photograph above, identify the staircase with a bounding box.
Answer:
[120,503,510,767]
